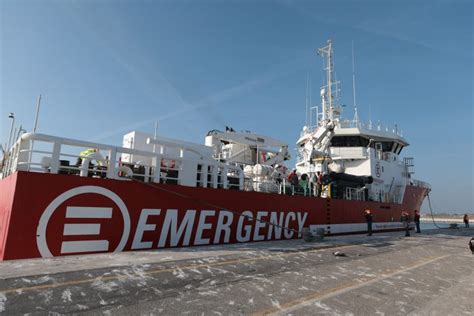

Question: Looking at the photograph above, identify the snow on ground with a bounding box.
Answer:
[0,293,6,312]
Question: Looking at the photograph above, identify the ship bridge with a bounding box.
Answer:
[294,39,430,204]
[330,123,409,161]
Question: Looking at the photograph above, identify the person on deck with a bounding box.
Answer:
[365,209,373,236]
[76,148,102,177]
[300,173,309,196]
[288,169,299,195]
[316,171,323,197]
[76,148,98,166]
[414,210,421,233]
[464,214,470,228]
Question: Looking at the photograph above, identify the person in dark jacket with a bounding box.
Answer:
[288,169,299,195]
[463,214,470,228]
[316,171,323,196]
[414,210,421,233]
[365,209,373,236]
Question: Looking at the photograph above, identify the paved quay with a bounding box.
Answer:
[0,228,473,315]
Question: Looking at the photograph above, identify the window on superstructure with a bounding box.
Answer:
[381,142,394,152]
[391,142,398,153]
[392,143,403,154]
[330,136,370,147]
[396,145,404,155]
[392,143,399,154]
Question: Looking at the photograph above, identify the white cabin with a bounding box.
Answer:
[294,39,430,202]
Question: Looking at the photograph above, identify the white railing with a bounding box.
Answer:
[2,133,425,201]
[333,120,405,140]
[1,133,244,190]
[344,187,366,201]
[412,179,431,190]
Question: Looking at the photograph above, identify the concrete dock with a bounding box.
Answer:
[1,228,473,315]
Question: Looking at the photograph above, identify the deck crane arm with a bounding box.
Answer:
[297,120,336,164]
[309,120,336,159]
[205,130,291,165]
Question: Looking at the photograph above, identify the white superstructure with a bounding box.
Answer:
[295,39,421,203]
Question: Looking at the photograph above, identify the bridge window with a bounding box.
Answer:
[331,136,370,147]
[396,145,404,155]
[381,142,394,152]
[391,142,398,152]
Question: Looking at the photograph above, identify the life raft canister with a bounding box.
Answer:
[160,159,176,169]
[116,165,133,178]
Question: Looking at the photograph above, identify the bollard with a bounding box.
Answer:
[302,227,325,242]
[302,227,314,242]
[315,228,325,241]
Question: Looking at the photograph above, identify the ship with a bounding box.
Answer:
[0,40,431,261]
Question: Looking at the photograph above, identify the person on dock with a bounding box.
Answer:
[414,210,421,233]
[365,209,373,236]
[400,210,411,237]
[463,214,470,228]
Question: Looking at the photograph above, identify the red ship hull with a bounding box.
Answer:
[0,171,428,261]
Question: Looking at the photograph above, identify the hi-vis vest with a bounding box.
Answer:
[79,148,96,158]
[79,149,102,166]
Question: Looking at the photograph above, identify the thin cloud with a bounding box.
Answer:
[92,56,302,142]
[61,3,189,110]
[279,0,470,59]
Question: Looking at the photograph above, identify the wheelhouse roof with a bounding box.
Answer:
[333,126,409,146]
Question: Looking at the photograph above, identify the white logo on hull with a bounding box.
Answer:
[37,186,308,257]
[131,209,308,250]
[36,186,131,257]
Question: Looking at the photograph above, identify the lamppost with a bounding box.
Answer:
[6,113,15,151]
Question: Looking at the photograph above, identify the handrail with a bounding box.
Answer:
[1,132,244,190]
[1,132,425,201]
[412,179,431,190]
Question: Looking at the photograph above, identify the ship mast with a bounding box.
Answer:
[351,41,359,127]
[317,39,339,125]
[305,72,310,127]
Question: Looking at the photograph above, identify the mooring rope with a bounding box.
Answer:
[427,192,447,229]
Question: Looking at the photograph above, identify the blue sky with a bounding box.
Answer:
[1,0,472,213]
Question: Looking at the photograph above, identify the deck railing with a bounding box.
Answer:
[1,133,426,201]
[1,133,244,190]
[412,179,431,190]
